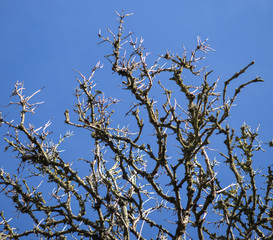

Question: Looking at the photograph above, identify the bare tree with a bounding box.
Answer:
[1,12,272,240]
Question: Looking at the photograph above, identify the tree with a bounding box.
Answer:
[0,12,272,240]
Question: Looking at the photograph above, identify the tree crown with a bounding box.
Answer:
[0,12,272,240]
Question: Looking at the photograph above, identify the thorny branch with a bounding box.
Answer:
[0,11,272,240]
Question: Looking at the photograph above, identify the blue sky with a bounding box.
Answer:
[1,1,272,133]
[0,0,273,238]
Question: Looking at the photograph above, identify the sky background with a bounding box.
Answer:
[0,0,273,238]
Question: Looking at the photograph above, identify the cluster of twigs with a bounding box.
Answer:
[0,11,272,240]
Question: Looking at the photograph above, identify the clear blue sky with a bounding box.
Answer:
[0,0,273,238]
